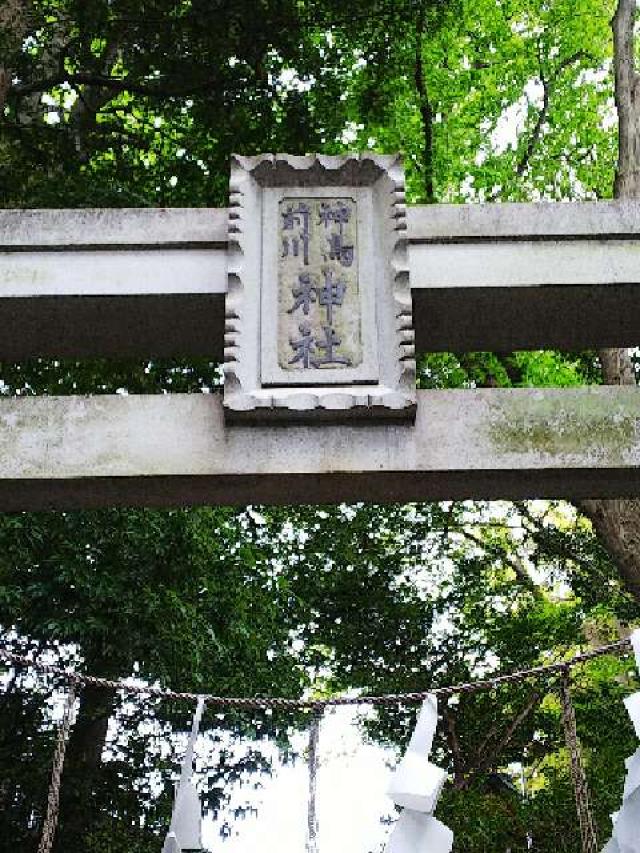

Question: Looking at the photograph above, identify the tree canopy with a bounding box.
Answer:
[1,1,639,852]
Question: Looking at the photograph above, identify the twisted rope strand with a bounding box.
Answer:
[37,683,77,853]
[305,709,322,853]
[0,639,631,710]
[559,672,599,853]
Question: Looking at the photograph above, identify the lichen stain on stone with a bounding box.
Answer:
[0,259,45,287]
[487,393,639,462]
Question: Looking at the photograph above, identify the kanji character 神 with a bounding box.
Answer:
[317,269,347,326]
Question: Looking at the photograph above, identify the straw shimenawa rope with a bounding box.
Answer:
[0,639,631,709]
[5,638,628,853]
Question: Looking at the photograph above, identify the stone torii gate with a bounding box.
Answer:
[1,152,639,511]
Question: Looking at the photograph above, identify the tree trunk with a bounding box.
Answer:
[612,0,640,199]
[579,0,640,605]
[415,8,436,204]
[52,681,116,852]
[0,2,29,109]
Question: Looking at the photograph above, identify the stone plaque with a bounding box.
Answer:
[224,154,415,422]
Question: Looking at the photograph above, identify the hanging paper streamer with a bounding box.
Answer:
[602,630,640,853]
[306,710,322,853]
[162,835,180,853]
[385,695,453,853]
[162,696,206,853]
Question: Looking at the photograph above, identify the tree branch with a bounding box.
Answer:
[457,527,543,597]
[11,72,219,100]
[414,6,435,203]
[463,692,542,790]
[515,51,591,179]
[443,706,466,787]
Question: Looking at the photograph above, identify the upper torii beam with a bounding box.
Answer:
[1,200,639,359]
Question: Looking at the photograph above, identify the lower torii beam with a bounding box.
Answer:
[0,386,638,510]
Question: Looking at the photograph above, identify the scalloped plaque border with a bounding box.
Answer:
[223,153,416,422]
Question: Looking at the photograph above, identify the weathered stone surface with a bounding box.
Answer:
[277,197,361,375]
[2,201,640,358]
[0,248,221,296]
[0,207,227,359]
[410,239,640,290]
[0,207,227,247]
[407,198,640,239]
[0,387,638,510]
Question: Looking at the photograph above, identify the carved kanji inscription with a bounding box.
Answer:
[278,197,362,371]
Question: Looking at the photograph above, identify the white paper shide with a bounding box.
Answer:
[385,695,453,853]
[602,629,640,853]
[162,697,205,853]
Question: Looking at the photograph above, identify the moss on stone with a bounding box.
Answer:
[488,391,639,462]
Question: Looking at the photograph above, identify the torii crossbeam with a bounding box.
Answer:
[2,171,640,509]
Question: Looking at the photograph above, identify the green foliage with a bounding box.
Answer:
[0,508,309,849]
[1,1,640,852]
[253,501,638,852]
